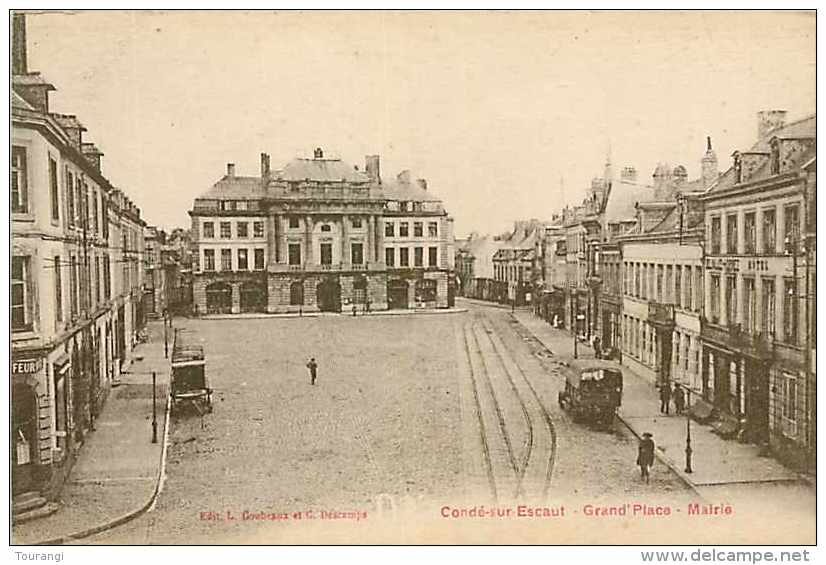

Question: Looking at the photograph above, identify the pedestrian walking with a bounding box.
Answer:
[593,336,602,359]
[306,357,318,386]
[637,432,655,483]
[673,384,686,415]
[659,382,672,414]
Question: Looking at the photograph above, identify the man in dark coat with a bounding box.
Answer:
[673,384,686,415]
[659,382,672,414]
[637,432,655,483]
[307,358,318,386]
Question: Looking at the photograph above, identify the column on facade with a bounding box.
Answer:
[735,273,744,328]
[366,216,375,263]
[776,204,785,255]
[267,214,277,265]
[376,215,385,266]
[341,214,349,267]
[304,215,314,265]
[755,208,764,254]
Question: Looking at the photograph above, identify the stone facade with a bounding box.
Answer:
[190,152,455,315]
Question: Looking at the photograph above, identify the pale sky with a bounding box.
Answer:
[26,10,815,236]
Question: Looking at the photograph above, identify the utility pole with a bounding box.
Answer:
[151,371,158,444]
[573,291,579,359]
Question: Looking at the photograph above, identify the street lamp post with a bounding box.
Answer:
[684,385,693,473]
[151,371,158,444]
[573,291,579,359]
[164,315,169,359]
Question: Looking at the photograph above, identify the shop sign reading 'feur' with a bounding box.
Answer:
[11,358,43,374]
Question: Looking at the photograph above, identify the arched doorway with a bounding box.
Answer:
[290,281,304,306]
[353,275,367,305]
[12,383,38,494]
[205,282,232,314]
[240,281,266,313]
[316,277,341,312]
[387,279,409,310]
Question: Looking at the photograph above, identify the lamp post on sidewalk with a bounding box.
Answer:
[151,371,158,444]
[684,385,693,474]
[163,315,169,359]
[573,291,579,359]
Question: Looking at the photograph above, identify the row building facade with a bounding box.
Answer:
[190,150,455,314]
[12,15,149,501]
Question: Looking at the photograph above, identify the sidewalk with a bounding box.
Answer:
[511,311,801,489]
[12,320,171,545]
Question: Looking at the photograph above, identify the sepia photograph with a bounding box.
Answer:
[7,7,817,553]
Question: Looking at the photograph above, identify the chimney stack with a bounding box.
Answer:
[397,170,412,186]
[227,163,236,177]
[12,13,27,75]
[51,114,85,148]
[313,147,324,159]
[416,178,428,192]
[757,110,787,140]
[260,153,271,180]
[365,155,381,184]
[81,142,103,172]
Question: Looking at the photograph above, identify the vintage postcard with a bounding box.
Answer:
[9,9,816,549]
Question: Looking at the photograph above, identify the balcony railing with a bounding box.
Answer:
[700,319,774,359]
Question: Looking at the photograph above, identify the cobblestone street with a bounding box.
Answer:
[80,303,811,545]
